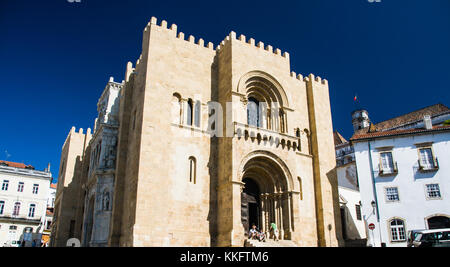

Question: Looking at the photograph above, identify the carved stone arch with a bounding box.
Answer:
[237,70,290,109]
[237,150,294,191]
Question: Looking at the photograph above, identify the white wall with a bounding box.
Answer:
[0,169,51,247]
[354,131,450,247]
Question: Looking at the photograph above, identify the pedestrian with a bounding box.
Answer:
[249,224,258,240]
[270,222,279,241]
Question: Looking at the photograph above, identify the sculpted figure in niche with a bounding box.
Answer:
[103,191,110,211]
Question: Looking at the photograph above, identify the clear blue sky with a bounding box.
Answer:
[1,0,449,182]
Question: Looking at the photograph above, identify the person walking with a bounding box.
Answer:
[270,223,279,241]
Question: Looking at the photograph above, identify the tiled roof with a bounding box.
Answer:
[334,131,348,146]
[354,103,450,136]
[50,183,57,189]
[351,125,450,141]
[0,160,34,169]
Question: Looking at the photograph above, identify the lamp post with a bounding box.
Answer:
[371,201,376,214]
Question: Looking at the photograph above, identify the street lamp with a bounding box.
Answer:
[371,200,376,215]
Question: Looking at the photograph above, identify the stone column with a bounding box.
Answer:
[264,194,270,237]
[260,194,266,233]
[278,193,284,240]
[286,192,293,239]
[180,99,186,125]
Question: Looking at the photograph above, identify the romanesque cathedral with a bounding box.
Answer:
[51,17,342,247]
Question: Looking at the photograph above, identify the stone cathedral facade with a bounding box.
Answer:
[51,17,343,247]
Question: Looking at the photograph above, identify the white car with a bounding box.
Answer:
[411,229,450,247]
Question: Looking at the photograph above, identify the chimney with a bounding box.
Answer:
[424,115,432,130]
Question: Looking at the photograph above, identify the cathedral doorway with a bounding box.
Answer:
[239,153,294,240]
[241,178,261,235]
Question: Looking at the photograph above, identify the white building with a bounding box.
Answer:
[334,131,367,246]
[42,183,57,246]
[351,104,450,247]
[0,160,53,247]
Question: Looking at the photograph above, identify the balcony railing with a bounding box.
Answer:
[234,122,302,152]
[378,162,398,176]
[0,213,42,223]
[418,157,439,172]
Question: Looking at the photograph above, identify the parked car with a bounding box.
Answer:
[407,229,426,247]
[411,229,450,247]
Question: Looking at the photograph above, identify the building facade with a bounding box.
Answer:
[42,183,56,246]
[0,161,52,247]
[334,132,367,245]
[52,17,343,247]
[351,104,450,247]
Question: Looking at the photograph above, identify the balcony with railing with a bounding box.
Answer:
[0,212,42,224]
[418,157,439,172]
[378,162,399,176]
[234,122,303,153]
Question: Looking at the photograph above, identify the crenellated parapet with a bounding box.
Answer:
[216,31,290,61]
[302,73,328,86]
[144,16,215,50]
[140,16,330,86]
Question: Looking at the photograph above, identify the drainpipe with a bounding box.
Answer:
[367,140,383,246]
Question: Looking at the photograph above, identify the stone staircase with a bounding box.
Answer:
[244,239,298,247]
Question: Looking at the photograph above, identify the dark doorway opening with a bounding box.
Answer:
[241,178,260,235]
[428,216,450,229]
[340,207,347,240]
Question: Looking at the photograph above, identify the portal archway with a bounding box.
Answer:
[239,151,294,240]
[427,215,450,229]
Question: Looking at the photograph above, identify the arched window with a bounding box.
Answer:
[172,93,182,124]
[247,97,260,127]
[189,157,197,184]
[279,109,286,133]
[194,100,201,128]
[187,99,193,126]
[389,219,406,242]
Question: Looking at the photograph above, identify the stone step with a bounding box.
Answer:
[244,239,298,247]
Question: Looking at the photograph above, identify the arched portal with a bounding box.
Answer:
[240,152,294,240]
[427,215,450,229]
[241,178,261,235]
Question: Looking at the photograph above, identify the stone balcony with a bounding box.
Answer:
[0,213,42,224]
[234,122,302,153]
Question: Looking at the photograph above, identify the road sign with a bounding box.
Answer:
[369,223,375,230]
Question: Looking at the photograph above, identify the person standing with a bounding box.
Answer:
[270,223,279,241]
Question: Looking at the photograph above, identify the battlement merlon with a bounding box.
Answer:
[140,17,329,86]
[303,73,329,86]
[216,31,290,61]
[144,16,215,50]
[63,127,92,149]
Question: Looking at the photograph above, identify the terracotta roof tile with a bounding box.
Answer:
[351,125,450,141]
[353,104,450,137]
[0,160,34,169]
[334,131,348,146]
